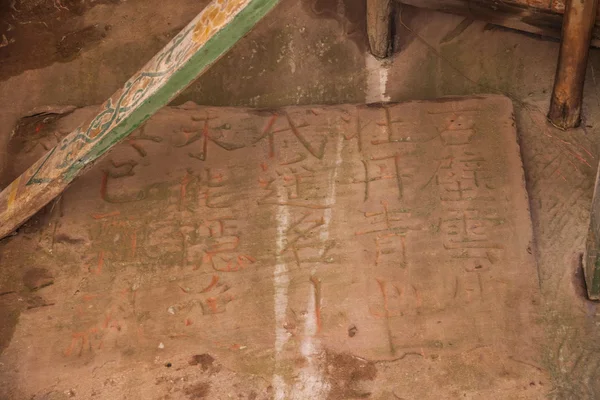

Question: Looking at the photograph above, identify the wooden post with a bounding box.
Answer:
[585,167,600,300]
[367,0,392,58]
[0,0,280,240]
[548,0,598,129]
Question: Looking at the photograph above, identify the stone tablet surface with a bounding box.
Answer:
[0,95,544,399]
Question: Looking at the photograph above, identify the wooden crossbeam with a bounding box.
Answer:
[0,0,280,240]
[395,0,600,48]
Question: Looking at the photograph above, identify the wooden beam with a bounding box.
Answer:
[548,0,598,129]
[367,0,393,58]
[585,166,600,300]
[0,0,280,240]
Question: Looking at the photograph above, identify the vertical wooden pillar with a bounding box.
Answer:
[585,168,600,300]
[548,0,598,129]
[367,0,392,58]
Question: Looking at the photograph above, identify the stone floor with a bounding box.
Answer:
[1,1,600,399]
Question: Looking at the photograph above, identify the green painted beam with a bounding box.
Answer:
[0,0,280,240]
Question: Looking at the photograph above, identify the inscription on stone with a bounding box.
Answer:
[5,98,539,394]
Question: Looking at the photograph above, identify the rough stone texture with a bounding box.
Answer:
[2,1,600,399]
[0,95,546,399]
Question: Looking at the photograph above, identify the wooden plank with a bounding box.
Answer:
[0,0,280,240]
[367,0,393,58]
[585,166,600,300]
[397,0,600,48]
[548,0,598,129]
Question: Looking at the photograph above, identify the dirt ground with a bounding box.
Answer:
[0,0,600,399]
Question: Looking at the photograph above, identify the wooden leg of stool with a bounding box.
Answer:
[548,0,599,129]
[367,0,392,58]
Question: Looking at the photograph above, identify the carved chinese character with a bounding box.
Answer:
[437,148,495,201]
[258,165,328,208]
[441,209,503,252]
[278,211,335,267]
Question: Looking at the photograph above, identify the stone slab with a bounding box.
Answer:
[0,95,545,399]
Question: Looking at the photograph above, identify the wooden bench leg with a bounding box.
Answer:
[367,0,392,58]
[548,0,598,129]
